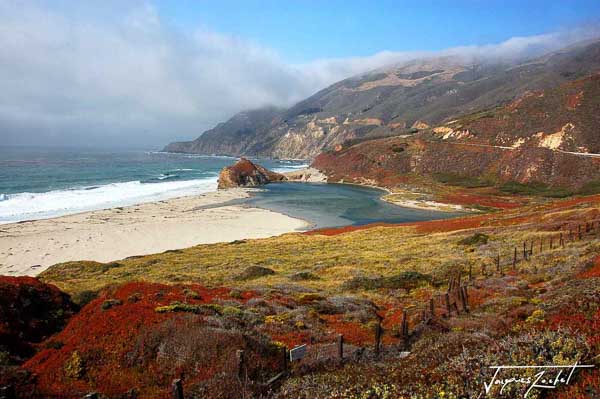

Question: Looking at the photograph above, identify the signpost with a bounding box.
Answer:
[289,344,307,362]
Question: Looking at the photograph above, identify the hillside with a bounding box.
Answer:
[312,73,600,197]
[7,193,599,397]
[164,39,600,159]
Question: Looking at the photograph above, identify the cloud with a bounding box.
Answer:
[0,1,598,148]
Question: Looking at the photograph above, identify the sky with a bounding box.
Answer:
[1,1,600,149]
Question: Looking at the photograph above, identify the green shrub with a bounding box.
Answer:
[44,340,64,350]
[433,173,493,188]
[297,293,325,303]
[182,288,201,300]
[499,181,573,197]
[458,233,489,246]
[343,271,431,291]
[72,290,99,307]
[236,265,275,280]
[101,298,122,310]
[155,301,203,314]
[64,351,85,379]
[577,179,600,195]
[290,271,320,281]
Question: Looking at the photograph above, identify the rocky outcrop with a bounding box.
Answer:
[163,40,600,159]
[217,158,286,189]
[283,167,328,183]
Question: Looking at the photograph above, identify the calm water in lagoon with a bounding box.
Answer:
[246,182,460,229]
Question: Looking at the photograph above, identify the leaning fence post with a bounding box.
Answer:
[172,380,183,399]
[460,286,469,313]
[337,334,344,362]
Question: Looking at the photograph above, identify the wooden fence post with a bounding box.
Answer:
[460,286,469,313]
[550,236,553,250]
[172,380,183,399]
[401,311,409,339]
[337,334,344,362]
[513,247,517,270]
[523,241,527,260]
[539,238,543,253]
[236,350,245,379]
[282,347,288,373]
[374,322,382,356]
[529,240,533,256]
[444,293,451,316]
[496,254,500,273]
[429,298,435,318]
[560,232,565,247]
[570,229,574,241]
[578,225,582,240]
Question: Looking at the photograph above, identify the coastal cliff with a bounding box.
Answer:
[163,39,600,160]
[312,73,600,192]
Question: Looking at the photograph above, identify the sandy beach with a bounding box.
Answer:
[0,188,308,277]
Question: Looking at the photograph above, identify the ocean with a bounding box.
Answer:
[0,147,456,227]
[0,147,307,224]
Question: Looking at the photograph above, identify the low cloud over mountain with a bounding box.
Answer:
[1,1,598,148]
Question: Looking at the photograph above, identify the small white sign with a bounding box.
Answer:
[289,344,307,361]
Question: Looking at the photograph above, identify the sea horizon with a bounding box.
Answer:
[0,147,308,224]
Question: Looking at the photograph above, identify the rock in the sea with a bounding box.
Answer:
[217,158,286,189]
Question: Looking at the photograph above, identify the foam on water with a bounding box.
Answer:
[0,177,218,224]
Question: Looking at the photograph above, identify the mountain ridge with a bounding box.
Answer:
[163,39,600,159]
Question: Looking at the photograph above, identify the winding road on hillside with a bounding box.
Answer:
[439,141,600,158]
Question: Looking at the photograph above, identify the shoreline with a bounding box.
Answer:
[1,169,466,278]
[285,168,469,213]
[0,188,310,277]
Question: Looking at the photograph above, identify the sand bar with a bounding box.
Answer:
[0,188,308,276]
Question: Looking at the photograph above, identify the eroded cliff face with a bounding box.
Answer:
[163,40,600,160]
[312,73,600,190]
